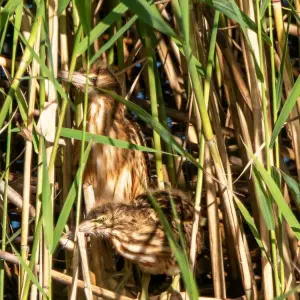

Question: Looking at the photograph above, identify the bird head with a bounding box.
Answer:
[58,66,120,97]
[78,204,116,237]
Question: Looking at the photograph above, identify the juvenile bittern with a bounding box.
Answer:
[59,63,148,206]
[78,189,203,298]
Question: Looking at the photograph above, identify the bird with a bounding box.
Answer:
[59,62,149,207]
[77,188,204,298]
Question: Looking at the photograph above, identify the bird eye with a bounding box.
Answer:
[91,76,97,84]
[97,216,105,223]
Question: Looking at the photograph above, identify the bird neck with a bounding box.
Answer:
[87,95,126,135]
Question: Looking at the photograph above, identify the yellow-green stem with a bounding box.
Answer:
[190,10,220,270]
[145,34,164,187]
[47,26,82,176]
[268,0,284,292]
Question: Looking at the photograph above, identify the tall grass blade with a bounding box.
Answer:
[280,170,300,209]
[0,0,22,31]
[233,195,270,262]
[51,140,92,253]
[249,151,300,239]
[60,127,173,155]
[9,243,48,299]
[120,0,179,40]
[270,76,300,148]
[253,170,274,230]
[75,3,128,56]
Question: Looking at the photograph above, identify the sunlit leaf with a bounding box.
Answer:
[270,76,300,148]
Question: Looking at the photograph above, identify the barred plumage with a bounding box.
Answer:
[78,189,203,276]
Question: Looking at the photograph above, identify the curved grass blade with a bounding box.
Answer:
[247,149,300,240]
[9,243,48,299]
[21,216,43,299]
[120,0,179,41]
[91,15,138,64]
[58,0,71,16]
[280,170,300,210]
[75,3,128,56]
[270,76,300,148]
[273,285,300,300]
[0,0,22,31]
[60,127,175,156]
[253,169,274,230]
[233,194,271,262]
[74,0,91,35]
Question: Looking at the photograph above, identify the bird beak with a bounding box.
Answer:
[58,70,91,89]
[78,220,97,234]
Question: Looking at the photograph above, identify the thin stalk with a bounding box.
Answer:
[144,32,164,188]
[20,18,42,292]
[269,0,285,293]
[0,100,12,300]
[154,60,177,185]
[70,31,91,300]
[21,217,43,299]
[0,2,22,297]
[255,0,280,296]
[31,13,47,299]
[269,1,280,168]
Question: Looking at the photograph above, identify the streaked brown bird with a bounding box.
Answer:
[78,189,203,298]
[59,63,148,207]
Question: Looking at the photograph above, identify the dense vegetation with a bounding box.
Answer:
[0,0,299,299]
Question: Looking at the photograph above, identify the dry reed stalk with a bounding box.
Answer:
[156,32,183,109]
[92,0,105,53]
[78,232,93,300]
[0,181,36,217]
[204,149,226,298]
[20,25,41,293]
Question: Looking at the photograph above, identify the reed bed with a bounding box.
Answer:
[0,0,299,299]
